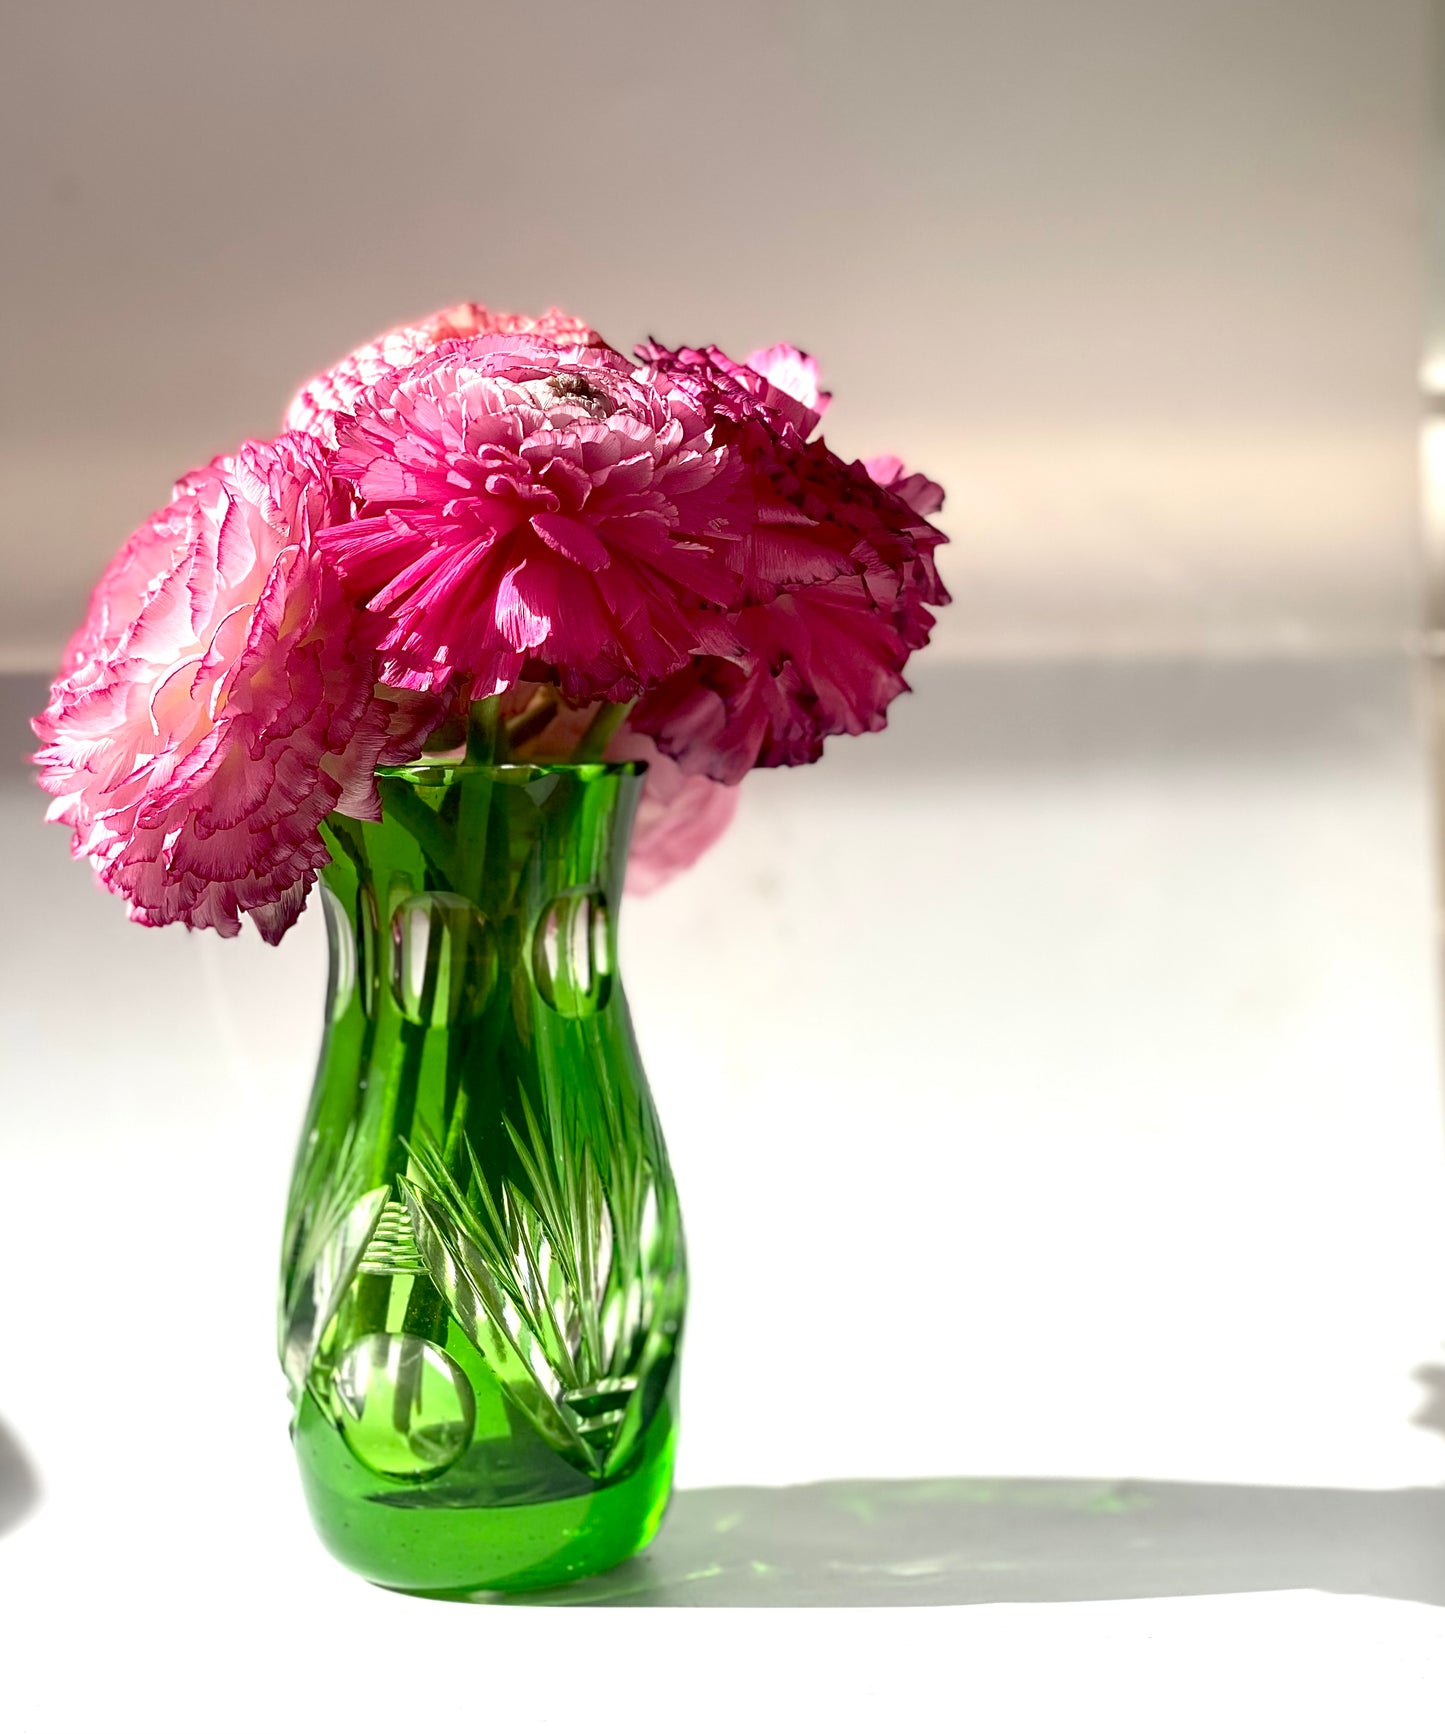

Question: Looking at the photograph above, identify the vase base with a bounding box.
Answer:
[295,1388,678,1594]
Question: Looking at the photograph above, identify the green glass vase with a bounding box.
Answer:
[278,759,686,1595]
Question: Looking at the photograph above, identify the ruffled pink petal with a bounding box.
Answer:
[33,434,397,942]
[863,453,946,518]
[630,572,916,785]
[744,343,831,419]
[321,335,748,704]
[286,303,612,443]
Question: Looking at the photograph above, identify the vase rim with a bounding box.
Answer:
[375,757,645,787]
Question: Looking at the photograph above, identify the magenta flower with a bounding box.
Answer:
[320,334,747,704]
[38,306,952,937]
[625,341,949,782]
[33,435,423,942]
[629,572,914,782]
[639,340,944,604]
[637,340,828,442]
[863,452,945,518]
[286,302,608,443]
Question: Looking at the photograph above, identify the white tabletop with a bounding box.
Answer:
[2,658,1443,1731]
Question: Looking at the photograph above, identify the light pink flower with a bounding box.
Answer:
[33,435,420,942]
[321,334,746,704]
[744,343,831,421]
[286,302,610,443]
[611,726,740,894]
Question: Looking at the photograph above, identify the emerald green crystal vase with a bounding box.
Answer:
[279,760,686,1595]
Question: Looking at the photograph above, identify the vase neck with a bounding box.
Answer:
[326,760,639,903]
[316,761,641,1040]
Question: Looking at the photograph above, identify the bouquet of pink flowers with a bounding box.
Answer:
[34,303,948,939]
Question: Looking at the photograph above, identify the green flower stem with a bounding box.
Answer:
[505,688,559,750]
[465,696,504,765]
[378,781,454,880]
[451,766,493,907]
[573,700,633,762]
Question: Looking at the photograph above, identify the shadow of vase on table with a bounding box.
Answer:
[0,1416,40,1540]
[447,1476,1445,1608]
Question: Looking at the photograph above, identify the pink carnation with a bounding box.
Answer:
[286,302,609,443]
[321,334,746,704]
[33,435,420,942]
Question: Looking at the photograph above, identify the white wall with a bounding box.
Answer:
[0,0,1428,670]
